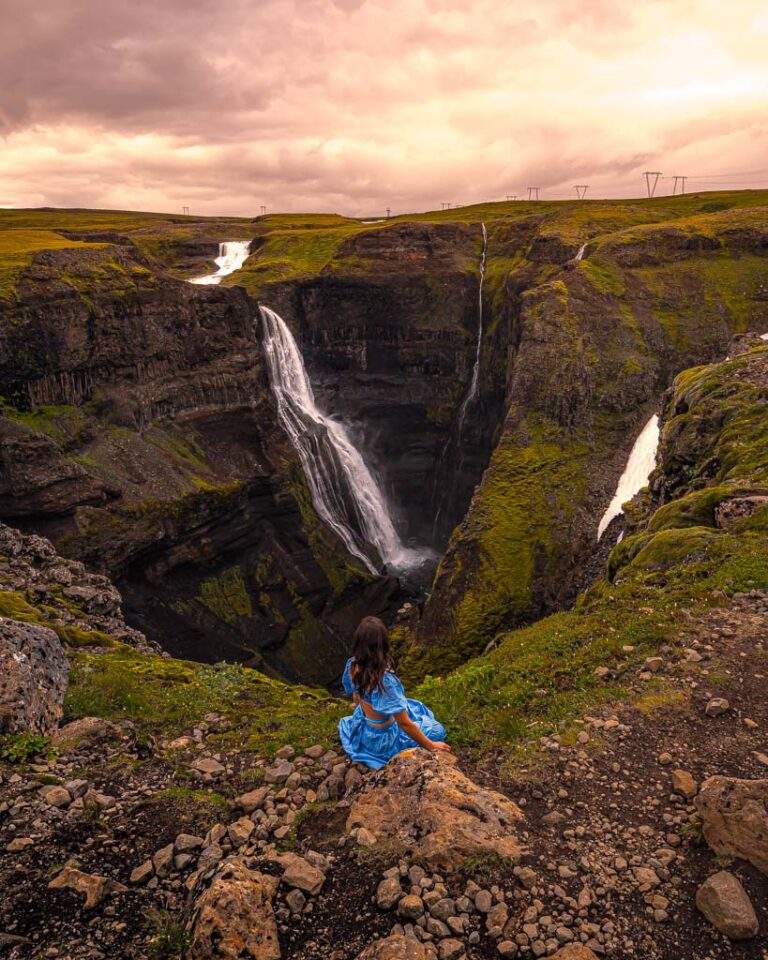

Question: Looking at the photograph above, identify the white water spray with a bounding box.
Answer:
[457,223,488,432]
[190,241,251,285]
[574,242,588,262]
[597,414,660,540]
[260,305,432,575]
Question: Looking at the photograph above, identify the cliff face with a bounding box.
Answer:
[400,200,768,677]
[0,234,397,684]
[258,221,509,546]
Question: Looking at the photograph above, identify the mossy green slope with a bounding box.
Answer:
[404,197,768,677]
[413,345,768,757]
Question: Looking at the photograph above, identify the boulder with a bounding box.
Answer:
[346,751,524,871]
[695,871,758,940]
[356,934,428,960]
[51,716,123,746]
[695,777,768,874]
[188,858,280,960]
[270,851,325,895]
[48,866,126,910]
[0,616,68,734]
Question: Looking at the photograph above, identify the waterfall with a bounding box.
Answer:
[574,242,588,262]
[597,414,660,540]
[260,305,430,575]
[190,241,251,285]
[457,222,488,432]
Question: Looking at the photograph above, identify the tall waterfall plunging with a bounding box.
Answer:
[190,241,251,285]
[260,305,432,575]
[597,414,660,540]
[457,222,488,432]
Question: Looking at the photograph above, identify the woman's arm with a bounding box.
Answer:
[393,711,451,753]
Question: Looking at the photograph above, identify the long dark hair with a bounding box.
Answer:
[350,616,391,694]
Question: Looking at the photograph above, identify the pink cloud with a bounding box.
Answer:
[1,0,767,215]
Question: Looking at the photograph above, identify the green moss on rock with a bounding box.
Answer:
[197,566,252,624]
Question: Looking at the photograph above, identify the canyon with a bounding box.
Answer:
[4,196,768,684]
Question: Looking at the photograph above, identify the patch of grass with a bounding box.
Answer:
[145,908,190,960]
[0,732,51,763]
[0,229,106,300]
[64,646,346,754]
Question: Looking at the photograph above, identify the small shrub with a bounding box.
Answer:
[145,908,190,959]
[0,732,51,764]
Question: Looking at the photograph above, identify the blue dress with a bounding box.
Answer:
[337,658,447,769]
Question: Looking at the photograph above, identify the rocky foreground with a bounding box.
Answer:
[1,522,767,959]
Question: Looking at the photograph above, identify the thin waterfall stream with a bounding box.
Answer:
[259,305,434,575]
[456,222,488,433]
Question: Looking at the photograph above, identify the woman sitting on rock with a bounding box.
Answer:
[338,616,450,769]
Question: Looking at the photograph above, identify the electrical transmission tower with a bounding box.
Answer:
[527,187,540,201]
[505,194,518,201]
[441,202,451,209]
[671,176,688,196]
[182,206,190,216]
[643,171,662,198]
[386,207,391,218]
[259,205,267,215]
[573,185,589,200]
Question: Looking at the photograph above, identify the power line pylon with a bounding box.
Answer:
[386,207,391,218]
[643,171,662,198]
[259,205,267,215]
[182,206,190,216]
[441,202,451,210]
[671,176,687,196]
[505,194,518,201]
[573,185,589,200]
[527,187,540,201]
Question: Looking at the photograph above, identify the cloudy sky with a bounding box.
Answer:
[2,0,767,216]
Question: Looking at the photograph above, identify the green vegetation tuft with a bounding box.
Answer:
[0,732,51,764]
[197,566,252,623]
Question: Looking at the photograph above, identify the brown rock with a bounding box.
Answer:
[235,786,270,813]
[695,871,758,940]
[272,852,325,895]
[356,934,428,960]
[695,776,768,874]
[550,948,600,960]
[51,716,122,746]
[188,858,280,960]
[39,784,71,808]
[671,769,698,799]
[130,861,154,885]
[48,866,126,910]
[346,751,524,871]
[191,756,226,777]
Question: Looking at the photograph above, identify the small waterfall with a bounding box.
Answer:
[190,241,251,285]
[574,242,588,262]
[260,305,431,575]
[597,414,660,540]
[457,222,488,432]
